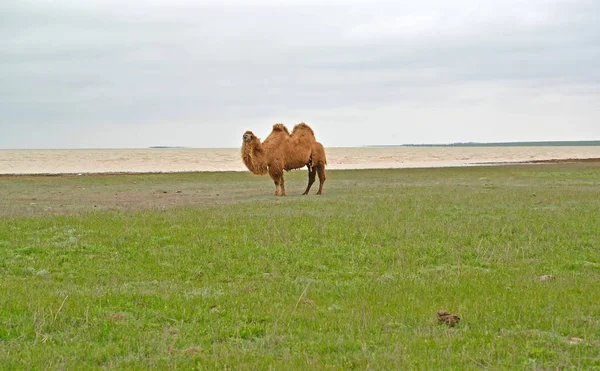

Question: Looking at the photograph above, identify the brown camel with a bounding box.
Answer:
[241,123,326,196]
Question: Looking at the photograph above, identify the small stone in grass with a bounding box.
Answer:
[568,337,584,345]
[538,274,554,281]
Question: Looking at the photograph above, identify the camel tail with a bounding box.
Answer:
[313,141,327,166]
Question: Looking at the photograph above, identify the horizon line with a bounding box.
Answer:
[1,139,600,150]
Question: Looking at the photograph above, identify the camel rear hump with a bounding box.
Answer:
[291,123,316,139]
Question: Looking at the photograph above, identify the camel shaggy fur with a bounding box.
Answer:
[241,123,327,196]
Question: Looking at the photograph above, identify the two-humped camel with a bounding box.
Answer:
[241,123,326,196]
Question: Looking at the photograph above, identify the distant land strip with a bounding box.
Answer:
[475,157,600,166]
[371,140,600,147]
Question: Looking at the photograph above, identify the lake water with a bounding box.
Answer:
[1,147,599,175]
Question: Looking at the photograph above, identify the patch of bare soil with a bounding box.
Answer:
[0,173,262,216]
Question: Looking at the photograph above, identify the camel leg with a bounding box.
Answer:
[269,166,285,196]
[269,171,280,196]
[279,175,286,196]
[273,177,286,196]
[302,165,317,195]
[316,164,326,195]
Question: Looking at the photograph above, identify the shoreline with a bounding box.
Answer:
[2,157,599,178]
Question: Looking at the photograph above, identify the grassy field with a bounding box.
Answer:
[1,164,599,369]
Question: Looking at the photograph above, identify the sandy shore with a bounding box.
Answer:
[1,146,599,175]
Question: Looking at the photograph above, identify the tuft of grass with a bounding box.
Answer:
[1,164,599,369]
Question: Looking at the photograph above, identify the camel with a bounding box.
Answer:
[241,123,326,196]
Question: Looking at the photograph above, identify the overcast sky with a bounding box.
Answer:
[1,0,599,148]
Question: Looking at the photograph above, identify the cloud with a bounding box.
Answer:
[1,0,598,148]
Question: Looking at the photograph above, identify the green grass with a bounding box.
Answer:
[1,164,599,369]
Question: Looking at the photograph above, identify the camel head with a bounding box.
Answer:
[243,131,257,143]
[241,130,268,176]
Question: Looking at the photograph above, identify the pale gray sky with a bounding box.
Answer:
[1,0,599,148]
